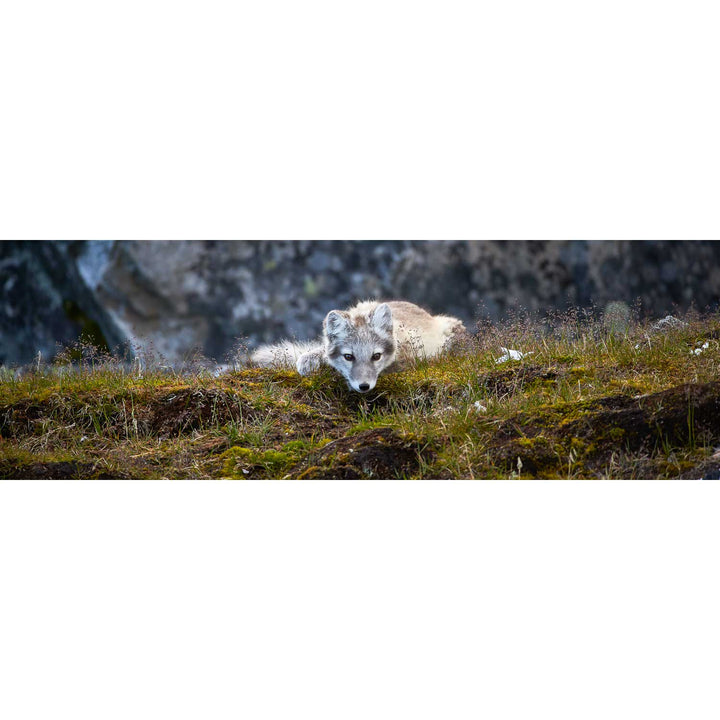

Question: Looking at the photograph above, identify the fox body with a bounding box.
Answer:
[251,300,467,392]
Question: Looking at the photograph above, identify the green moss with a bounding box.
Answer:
[219,438,319,478]
[516,437,540,448]
[295,465,323,480]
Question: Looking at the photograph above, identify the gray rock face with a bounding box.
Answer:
[2,240,719,367]
[0,241,127,367]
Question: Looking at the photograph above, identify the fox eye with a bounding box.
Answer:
[343,353,355,362]
[371,352,382,361]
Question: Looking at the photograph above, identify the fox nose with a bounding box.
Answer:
[358,382,370,392]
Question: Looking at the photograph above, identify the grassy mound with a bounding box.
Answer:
[2,310,720,479]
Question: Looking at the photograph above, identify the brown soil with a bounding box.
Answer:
[481,365,562,398]
[293,427,430,479]
[489,381,720,478]
[2,461,121,479]
[138,388,256,438]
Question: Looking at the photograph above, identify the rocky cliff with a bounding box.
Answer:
[2,240,719,366]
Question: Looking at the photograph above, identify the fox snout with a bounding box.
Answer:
[351,378,375,393]
[346,367,379,393]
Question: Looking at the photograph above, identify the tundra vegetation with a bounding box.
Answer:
[2,308,719,479]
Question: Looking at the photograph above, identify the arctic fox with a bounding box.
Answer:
[251,300,467,393]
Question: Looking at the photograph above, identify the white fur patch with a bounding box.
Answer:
[251,340,322,367]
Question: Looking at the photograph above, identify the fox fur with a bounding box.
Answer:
[251,300,467,392]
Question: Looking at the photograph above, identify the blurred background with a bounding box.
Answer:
[2,240,719,367]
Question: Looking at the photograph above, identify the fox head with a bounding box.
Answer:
[323,303,396,392]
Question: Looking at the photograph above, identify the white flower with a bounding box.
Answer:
[691,342,710,356]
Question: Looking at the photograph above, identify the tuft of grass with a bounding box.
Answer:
[2,309,720,479]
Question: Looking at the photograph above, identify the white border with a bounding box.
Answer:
[2,481,719,720]
[1,1,718,239]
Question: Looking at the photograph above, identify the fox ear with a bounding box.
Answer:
[371,303,393,334]
[324,310,351,338]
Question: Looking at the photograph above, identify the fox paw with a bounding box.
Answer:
[297,350,324,376]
